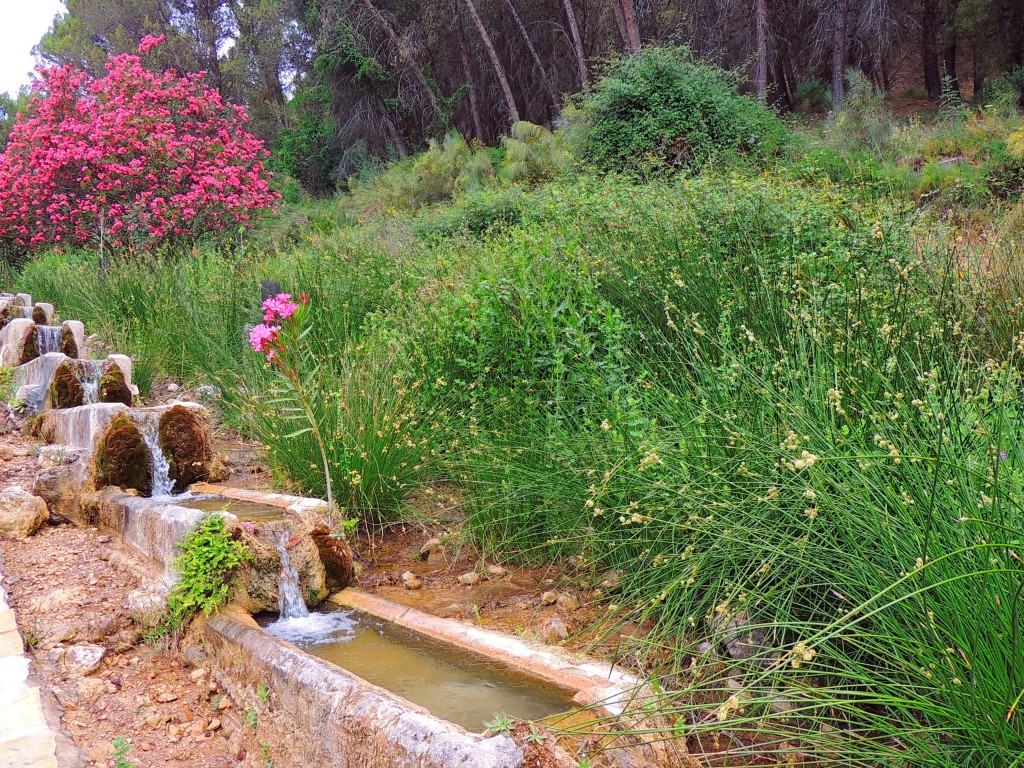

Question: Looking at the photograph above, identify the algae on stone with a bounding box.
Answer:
[18,323,38,365]
[158,405,211,492]
[99,366,132,406]
[60,324,78,358]
[95,415,152,496]
[51,362,85,409]
[32,305,47,325]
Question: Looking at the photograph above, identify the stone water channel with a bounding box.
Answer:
[0,292,688,768]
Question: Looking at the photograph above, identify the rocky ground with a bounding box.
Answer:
[0,433,315,768]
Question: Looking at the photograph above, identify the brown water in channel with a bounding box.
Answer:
[178,495,285,521]
[258,608,574,730]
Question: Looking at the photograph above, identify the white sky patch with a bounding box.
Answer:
[0,0,67,95]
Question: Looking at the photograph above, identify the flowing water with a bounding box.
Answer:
[36,325,63,355]
[79,361,104,405]
[177,495,285,521]
[275,532,310,619]
[261,607,573,730]
[142,428,175,498]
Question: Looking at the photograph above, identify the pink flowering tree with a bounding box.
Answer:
[0,35,279,252]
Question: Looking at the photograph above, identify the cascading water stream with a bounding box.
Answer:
[275,532,310,619]
[79,361,104,405]
[142,427,175,498]
[36,325,63,355]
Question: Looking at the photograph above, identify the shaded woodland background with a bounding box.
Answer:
[3,0,1024,192]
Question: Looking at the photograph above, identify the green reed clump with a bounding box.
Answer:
[438,176,1024,766]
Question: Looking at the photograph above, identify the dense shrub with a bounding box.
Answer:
[573,46,786,175]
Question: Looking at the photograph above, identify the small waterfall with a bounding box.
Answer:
[36,325,63,355]
[276,531,309,619]
[142,428,175,498]
[79,361,104,405]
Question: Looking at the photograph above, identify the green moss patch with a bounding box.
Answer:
[95,415,152,496]
[60,324,78,358]
[158,405,211,493]
[51,362,85,409]
[19,324,39,365]
[99,366,132,405]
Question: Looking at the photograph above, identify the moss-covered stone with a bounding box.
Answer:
[311,524,353,590]
[60,324,78,358]
[19,324,38,365]
[51,362,85,409]
[32,305,47,325]
[158,405,211,493]
[99,366,132,406]
[95,415,152,496]
[0,306,13,331]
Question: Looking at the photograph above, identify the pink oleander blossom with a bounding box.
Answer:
[262,293,298,322]
[138,35,166,54]
[249,323,279,355]
[0,38,279,253]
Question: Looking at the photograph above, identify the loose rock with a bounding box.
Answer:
[485,564,508,579]
[400,570,423,590]
[540,590,559,606]
[418,537,443,561]
[556,592,580,613]
[539,617,569,644]
[65,643,106,676]
[458,571,481,586]
[0,485,49,538]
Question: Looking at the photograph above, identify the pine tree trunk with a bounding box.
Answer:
[753,0,769,99]
[611,0,630,49]
[360,0,446,122]
[562,0,591,88]
[504,0,561,108]
[456,17,485,140]
[462,0,521,123]
[831,0,848,106]
[921,0,942,99]
[620,0,641,52]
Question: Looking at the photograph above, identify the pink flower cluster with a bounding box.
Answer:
[138,35,166,55]
[263,293,297,322]
[0,42,280,252]
[250,293,309,361]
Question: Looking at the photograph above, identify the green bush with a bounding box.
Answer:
[827,70,896,157]
[348,134,495,214]
[573,46,786,175]
[164,515,251,631]
[498,121,573,183]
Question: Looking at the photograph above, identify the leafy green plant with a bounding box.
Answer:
[827,69,895,157]
[163,515,251,631]
[483,712,514,735]
[110,737,134,768]
[573,45,785,176]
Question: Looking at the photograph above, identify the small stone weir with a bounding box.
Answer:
[79,360,104,404]
[141,425,176,498]
[275,530,311,619]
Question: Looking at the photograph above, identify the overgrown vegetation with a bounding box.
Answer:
[9,48,1024,767]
